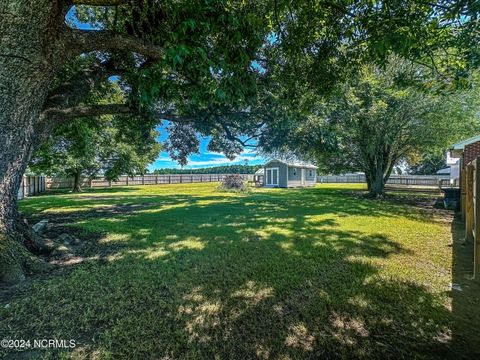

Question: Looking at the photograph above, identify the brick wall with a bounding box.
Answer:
[464,141,480,166]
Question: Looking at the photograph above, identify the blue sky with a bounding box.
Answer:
[149,122,265,170]
[68,7,266,171]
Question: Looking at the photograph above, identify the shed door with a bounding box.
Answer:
[266,168,279,186]
[301,169,306,186]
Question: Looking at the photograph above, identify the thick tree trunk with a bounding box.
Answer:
[368,174,385,198]
[366,164,386,198]
[365,155,397,198]
[0,0,65,283]
[0,103,47,283]
[72,169,83,192]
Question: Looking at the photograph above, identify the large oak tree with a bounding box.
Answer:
[0,0,273,282]
[0,0,476,282]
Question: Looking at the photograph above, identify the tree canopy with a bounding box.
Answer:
[30,114,161,191]
[260,60,480,196]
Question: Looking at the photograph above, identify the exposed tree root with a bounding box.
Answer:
[0,219,52,284]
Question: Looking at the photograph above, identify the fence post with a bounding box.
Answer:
[461,166,467,220]
[168,175,171,184]
[126,176,129,186]
[475,160,480,280]
[466,165,474,242]
[142,175,145,185]
[20,176,25,199]
[155,175,158,184]
[180,175,182,183]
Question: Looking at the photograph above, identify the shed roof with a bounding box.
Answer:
[264,159,318,169]
[255,168,264,175]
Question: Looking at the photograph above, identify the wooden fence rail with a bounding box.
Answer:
[317,174,450,187]
[46,173,451,190]
[464,159,480,280]
[46,174,253,190]
[17,176,46,200]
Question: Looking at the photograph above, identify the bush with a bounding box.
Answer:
[218,174,249,192]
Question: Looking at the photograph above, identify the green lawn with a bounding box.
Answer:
[1,183,456,359]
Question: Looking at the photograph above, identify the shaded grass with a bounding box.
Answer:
[0,183,459,359]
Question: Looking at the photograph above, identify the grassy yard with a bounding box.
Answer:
[0,183,468,359]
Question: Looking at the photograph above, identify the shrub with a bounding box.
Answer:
[218,174,249,192]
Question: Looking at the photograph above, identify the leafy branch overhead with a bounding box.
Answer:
[0,0,478,281]
[35,0,478,164]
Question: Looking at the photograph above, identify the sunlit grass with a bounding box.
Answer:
[0,183,455,359]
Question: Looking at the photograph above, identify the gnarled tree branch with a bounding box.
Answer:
[43,103,133,119]
[66,29,164,59]
[43,64,110,110]
[71,0,125,5]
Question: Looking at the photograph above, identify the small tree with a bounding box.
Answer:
[407,152,448,176]
[323,64,480,196]
[219,174,248,192]
[261,60,480,197]
[30,114,161,192]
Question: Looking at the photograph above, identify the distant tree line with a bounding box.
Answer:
[152,164,261,175]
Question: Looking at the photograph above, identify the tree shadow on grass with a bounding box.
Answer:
[22,186,448,227]
[2,187,453,359]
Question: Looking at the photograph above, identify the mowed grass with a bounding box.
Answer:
[0,183,454,359]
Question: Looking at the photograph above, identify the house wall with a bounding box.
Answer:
[464,141,480,166]
[461,142,480,218]
[287,166,301,181]
[287,167,317,187]
[287,166,302,187]
[305,169,316,182]
[264,161,288,187]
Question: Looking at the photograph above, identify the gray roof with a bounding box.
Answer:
[436,167,451,175]
[450,135,480,151]
[264,159,318,169]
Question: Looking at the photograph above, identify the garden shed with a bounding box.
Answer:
[263,159,318,188]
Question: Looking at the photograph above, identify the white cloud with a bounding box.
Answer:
[151,149,263,170]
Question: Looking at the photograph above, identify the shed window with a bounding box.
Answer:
[309,169,313,177]
[292,168,297,176]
